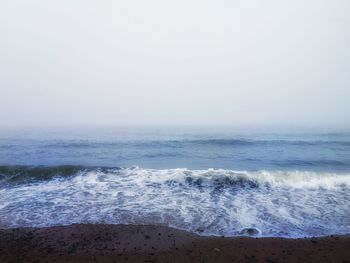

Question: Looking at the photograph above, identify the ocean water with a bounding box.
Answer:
[0,127,349,237]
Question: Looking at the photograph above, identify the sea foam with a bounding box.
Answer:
[0,167,349,238]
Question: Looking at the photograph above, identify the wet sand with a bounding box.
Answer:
[0,224,349,262]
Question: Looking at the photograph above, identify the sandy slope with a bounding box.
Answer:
[1,224,349,262]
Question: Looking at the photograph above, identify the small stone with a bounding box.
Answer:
[239,227,261,236]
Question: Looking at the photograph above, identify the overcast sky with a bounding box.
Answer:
[0,0,349,128]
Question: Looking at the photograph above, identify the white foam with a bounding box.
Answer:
[0,168,349,237]
[115,167,350,189]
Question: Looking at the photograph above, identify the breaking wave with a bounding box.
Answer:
[1,166,349,190]
[1,166,350,238]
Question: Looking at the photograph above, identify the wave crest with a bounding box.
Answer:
[0,165,86,185]
[1,165,349,189]
[127,168,350,189]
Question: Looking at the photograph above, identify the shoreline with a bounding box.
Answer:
[1,224,350,262]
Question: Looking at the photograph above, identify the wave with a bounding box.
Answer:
[1,165,349,190]
[0,165,88,185]
[272,159,349,167]
[186,139,350,147]
[121,167,350,189]
[16,138,350,149]
[1,166,349,237]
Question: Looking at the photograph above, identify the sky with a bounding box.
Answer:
[0,0,349,128]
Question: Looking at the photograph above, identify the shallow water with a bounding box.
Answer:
[0,128,349,237]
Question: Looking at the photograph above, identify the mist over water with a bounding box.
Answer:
[1,1,350,127]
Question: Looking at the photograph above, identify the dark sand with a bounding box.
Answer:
[1,224,349,263]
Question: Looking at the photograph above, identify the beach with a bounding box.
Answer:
[1,131,350,262]
[1,224,349,263]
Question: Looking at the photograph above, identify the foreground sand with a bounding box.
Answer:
[0,224,349,262]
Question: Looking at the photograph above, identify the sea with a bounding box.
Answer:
[0,127,349,238]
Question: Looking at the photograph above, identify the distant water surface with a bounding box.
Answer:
[0,127,349,171]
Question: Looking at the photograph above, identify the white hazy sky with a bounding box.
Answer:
[0,0,349,128]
